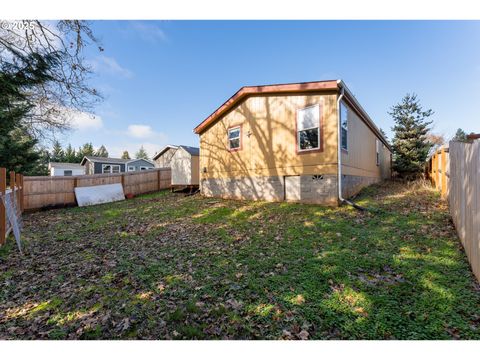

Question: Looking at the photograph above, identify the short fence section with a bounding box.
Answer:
[448,140,480,282]
[427,146,449,198]
[23,168,171,211]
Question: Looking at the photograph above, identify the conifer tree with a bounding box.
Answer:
[95,145,109,157]
[135,146,149,160]
[121,150,131,160]
[452,128,468,142]
[51,140,64,162]
[390,94,433,178]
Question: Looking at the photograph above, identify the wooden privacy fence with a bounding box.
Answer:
[448,140,480,282]
[427,146,449,198]
[23,168,171,211]
[0,168,24,247]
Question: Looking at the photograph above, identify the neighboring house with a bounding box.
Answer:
[80,156,156,175]
[171,146,200,186]
[48,162,85,176]
[152,145,179,168]
[193,80,392,205]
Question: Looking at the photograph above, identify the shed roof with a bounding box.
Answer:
[153,145,179,160]
[179,145,199,156]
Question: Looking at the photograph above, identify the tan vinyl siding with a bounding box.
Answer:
[200,92,339,179]
[340,101,391,179]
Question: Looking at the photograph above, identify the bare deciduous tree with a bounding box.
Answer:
[0,20,103,140]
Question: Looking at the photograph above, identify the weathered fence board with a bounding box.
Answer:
[23,168,171,211]
[448,140,480,282]
[427,146,449,199]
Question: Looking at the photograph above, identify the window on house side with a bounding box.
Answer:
[340,102,348,151]
[102,165,111,174]
[228,126,241,150]
[376,139,380,166]
[64,170,72,176]
[112,165,120,173]
[297,104,320,151]
[128,166,135,172]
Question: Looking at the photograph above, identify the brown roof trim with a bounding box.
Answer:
[193,80,339,134]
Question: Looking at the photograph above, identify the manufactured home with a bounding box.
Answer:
[170,146,200,187]
[48,162,85,176]
[80,156,156,175]
[152,145,179,168]
[194,80,391,205]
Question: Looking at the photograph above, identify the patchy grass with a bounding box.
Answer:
[0,181,479,339]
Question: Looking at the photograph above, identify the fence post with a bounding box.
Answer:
[121,173,125,192]
[16,173,23,213]
[10,171,15,210]
[0,168,6,246]
[157,169,161,191]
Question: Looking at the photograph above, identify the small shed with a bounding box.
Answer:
[153,145,178,168]
[48,162,85,176]
[171,145,200,187]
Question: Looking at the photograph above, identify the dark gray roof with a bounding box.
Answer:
[81,156,129,165]
[179,145,199,156]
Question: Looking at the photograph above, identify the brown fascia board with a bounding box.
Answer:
[193,80,339,134]
[193,79,391,152]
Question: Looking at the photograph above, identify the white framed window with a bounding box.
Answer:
[102,164,121,174]
[140,166,153,171]
[376,139,380,166]
[340,102,348,151]
[228,126,241,150]
[128,166,135,172]
[297,104,320,151]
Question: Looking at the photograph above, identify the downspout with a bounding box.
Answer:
[337,80,366,211]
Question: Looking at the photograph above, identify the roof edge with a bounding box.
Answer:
[193,80,339,134]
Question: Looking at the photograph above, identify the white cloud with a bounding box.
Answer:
[127,124,155,139]
[89,55,133,79]
[129,21,167,43]
[67,109,103,131]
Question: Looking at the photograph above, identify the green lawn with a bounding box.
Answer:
[1,181,479,339]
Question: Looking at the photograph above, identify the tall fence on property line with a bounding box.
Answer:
[23,168,171,211]
[427,146,449,199]
[0,168,24,247]
[448,140,480,282]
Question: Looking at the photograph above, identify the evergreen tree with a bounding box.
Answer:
[51,140,65,162]
[390,94,433,178]
[0,52,57,175]
[135,146,149,159]
[64,144,77,163]
[452,128,468,142]
[95,145,109,157]
[121,150,131,160]
[79,143,95,157]
[379,128,389,142]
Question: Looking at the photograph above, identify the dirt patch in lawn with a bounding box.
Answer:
[1,181,479,339]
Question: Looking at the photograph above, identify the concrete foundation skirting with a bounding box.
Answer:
[201,174,381,205]
[341,174,381,199]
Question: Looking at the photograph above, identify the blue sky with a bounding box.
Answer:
[64,20,480,158]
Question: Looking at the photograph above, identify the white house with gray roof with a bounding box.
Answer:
[80,156,156,175]
[48,162,86,176]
